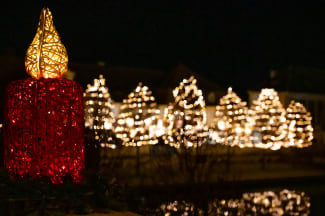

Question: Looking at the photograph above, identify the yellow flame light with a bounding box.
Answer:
[25,8,68,79]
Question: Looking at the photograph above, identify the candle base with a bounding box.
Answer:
[4,78,85,183]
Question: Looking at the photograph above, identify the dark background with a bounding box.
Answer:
[1,1,325,88]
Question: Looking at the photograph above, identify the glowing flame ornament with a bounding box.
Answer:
[3,8,84,183]
[25,8,68,79]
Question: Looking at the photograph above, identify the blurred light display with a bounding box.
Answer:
[157,189,310,216]
[163,76,207,148]
[3,8,84,183]
[158,200,203,216]
[249,88,288,150]
[210,189,310,216]
[115,83,162,146]
[286,100,313,148]
[210,87,252,147]
[84,74,116,149]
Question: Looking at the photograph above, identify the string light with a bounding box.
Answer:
[249,89,288,150]
[115,83,161,147]
[84,74,116,149]
[211,87,252,148]
[286,100,313,148]
[163,76,207,148]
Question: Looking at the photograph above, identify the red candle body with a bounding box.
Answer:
[3,78,85,183]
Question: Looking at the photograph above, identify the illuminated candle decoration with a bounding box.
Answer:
[84,75,116,149]
[115,83,161,146]
[249,89,287,150]
[3,8,84,183]
[211,87,252,147]
[163,76,207,148]
[286,100,313,148]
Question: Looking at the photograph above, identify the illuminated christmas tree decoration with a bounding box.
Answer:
[115,83,161,147]
[249,88,287,150]
[211,87,252,148]
[286,101,313,148]
[3,8,84,183]
[163,76,207,148]
[84,75,116,149]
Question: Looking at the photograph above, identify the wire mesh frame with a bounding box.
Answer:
[25,8,68,79]
[3,78,85,183]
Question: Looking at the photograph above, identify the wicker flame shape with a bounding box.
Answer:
[25,8,68,79]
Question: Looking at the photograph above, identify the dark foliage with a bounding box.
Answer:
[0,170,127,216]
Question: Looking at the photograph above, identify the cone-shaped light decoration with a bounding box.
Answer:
[4,8,84,183]
[115,83,161,147]
[84,75,118,170]
[211,87,252,147]
[84,75,115,131]
[25,8,68,79]
[249,88,287,150]
[163,76,207,148]
[286,101,313,148]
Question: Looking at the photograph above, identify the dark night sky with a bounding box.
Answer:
[1,1,325,89]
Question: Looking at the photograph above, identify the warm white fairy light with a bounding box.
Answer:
[210,189,310,215]
[211,87,252,147]
[159,200,203,216]
[158,189,310,215]
[163,76,207,148]
[286,100,313,148]
[115,83,161,147]
[84,74,116,148]
[249,89,287,150]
